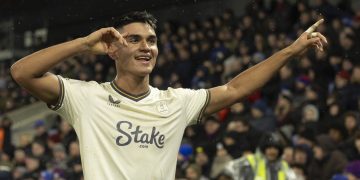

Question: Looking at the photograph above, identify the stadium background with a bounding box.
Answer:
[1,0,360,179]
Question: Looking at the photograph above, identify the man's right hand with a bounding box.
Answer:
[10,27,129,106]
[83,27,128,55]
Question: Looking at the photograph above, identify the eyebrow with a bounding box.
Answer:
[126,34,157,39]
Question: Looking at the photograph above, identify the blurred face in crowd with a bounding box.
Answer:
[279,65,292,80]
[35,125,46,136]
[53,148,66,161]
[19,134,31,147]
[335,75,348,88]
[345,173,358,180]
[300,12,310,25]
[305,87,318,101]
[204,120,220,135]
[152,75,164,87]
[185,165,201,180]
[332,18,342,31]
[296,137,313,148]
[224,136,235,147]
[32,142,45,157]
[60,119,73,134]
[242,16,252,29]
[69,141,80,157]
[299,57,311,69]
[339,34,353,50]
[267,34,277,49]
[282,147,293,164]
[265,146,279,162]
[277,95,290,107]
[251,108,263,118]
[303,106,318,122]
[14,149,26,163]
[195,152,209,166]
[230,102,245,114]
[329,128,342,142]
[313,146,324,160]
[329,103,340,116]
[25,157,40,171]
[113,22,158,77]
[227,120,248,133]
[355,138,360,152]
[294,149,307,165]
[345,115,357,132]
[352,66,360,83]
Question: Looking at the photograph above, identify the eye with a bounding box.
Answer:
[127,36,140,43]
[148,38,157,45]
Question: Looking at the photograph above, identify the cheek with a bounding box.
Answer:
[118,49,131,58]
[151,47,159,56]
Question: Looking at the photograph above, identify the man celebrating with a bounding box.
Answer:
[11,11,326,179]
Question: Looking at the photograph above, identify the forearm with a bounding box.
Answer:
[11,38,88,79]
[205,20,326,115]
[227,46,294,98]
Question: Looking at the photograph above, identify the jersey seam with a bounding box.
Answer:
[48,75,64,111]
[110,81,151,102]
[196,89,211,124]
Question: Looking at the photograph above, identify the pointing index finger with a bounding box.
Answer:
[305,19,324,33]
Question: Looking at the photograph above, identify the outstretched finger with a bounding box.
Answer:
[305,19,324,33]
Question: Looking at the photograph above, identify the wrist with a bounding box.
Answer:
[75,37,91,53]
[284,45,297,57]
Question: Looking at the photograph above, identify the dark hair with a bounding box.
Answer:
[115,11,157,30]
[343,111,358,121]
[259,134,284,157]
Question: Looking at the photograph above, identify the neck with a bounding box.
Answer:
[114,74,150,95]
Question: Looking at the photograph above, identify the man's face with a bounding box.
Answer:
[265,146,279,162]
[113,22,158,77]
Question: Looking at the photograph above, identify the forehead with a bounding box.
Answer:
[118,22,156,36]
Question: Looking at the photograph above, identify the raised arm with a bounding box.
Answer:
[204,19,327,115]
[10,27,127,105]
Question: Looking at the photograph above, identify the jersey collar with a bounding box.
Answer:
[110,81,151,102]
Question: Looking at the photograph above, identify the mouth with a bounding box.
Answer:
[135,54,152,61]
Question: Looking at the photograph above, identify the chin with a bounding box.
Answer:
[137,68,154,77]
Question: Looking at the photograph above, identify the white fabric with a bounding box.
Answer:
[50,76,209,180]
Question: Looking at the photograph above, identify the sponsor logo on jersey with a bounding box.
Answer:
[115,121,165,149]
[108,95,121,107]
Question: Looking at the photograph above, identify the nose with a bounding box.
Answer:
[139,40,151,52]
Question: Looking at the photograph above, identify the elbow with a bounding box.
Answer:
[10,63,25,83]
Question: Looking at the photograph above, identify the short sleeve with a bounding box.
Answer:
[48,76,87,125]
[174,88,210,125]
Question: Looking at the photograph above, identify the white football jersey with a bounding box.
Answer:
[50,76,210,180]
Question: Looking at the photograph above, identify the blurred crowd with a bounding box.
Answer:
[1,0,360,179]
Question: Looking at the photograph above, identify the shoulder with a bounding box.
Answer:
[60,76,109,91]
[155,87,206,99]
[161,87,207,95]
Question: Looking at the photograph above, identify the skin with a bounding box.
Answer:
[10,19,327,117]
[265,146,280,162]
